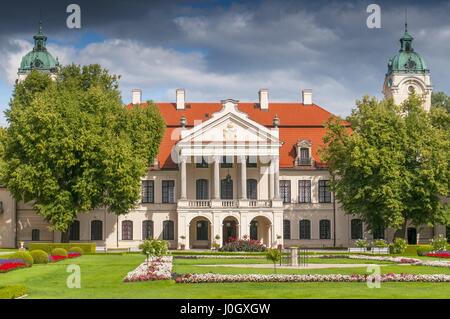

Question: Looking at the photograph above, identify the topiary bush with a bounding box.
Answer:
[68,247,83,255]
[28,243,95,254]
[30,250,49,264]
[51,248,68,257]
[9,251,33,266]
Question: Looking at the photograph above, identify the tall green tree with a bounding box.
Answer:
[321,96,450,239]
[432,91,450,113]
[0,65,165,241]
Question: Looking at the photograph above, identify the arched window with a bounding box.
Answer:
[196,179,209,200]
[91,220,103,241]
[163,220,174,240]
[122,220,133,240]
[351,219,363,239]
[196,220,209,240]
[247,179,257,200]
[319,219,331,239]
[221,178,233,200]
[299,220,311,239]
[283,220,291,239]
[142,220,154,240]
[31,229,40,241]
[69,220,80,241]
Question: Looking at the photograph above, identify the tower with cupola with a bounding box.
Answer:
[383,22,432,112]
[17,22,59,82]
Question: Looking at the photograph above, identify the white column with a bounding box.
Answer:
[269,158,275,200]
[240,156,247,199]
[180,156,187,199]
[274,156,280,200]
[213,156,220,199]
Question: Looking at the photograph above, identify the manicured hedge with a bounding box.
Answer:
[30,250,49,264]
[0,285,27,299]
[28,243,96,254]
[8,251,34,266]
[404,245,434,256]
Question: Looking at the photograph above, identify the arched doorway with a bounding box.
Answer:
[249,216,272,246]
[189,217,211,249]
[222,217,239,244]
[407,227,417,245]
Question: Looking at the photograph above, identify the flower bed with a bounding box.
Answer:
[49,255,67,263]
[174,255,266,259]
[68,252,81,259]
[123,256,173,282]
[425,252,450,259]
[346,255,421,264]
[175,273,450,284]
[219,237,267,252]
[0,259,27,273]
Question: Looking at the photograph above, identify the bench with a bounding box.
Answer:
[371,247,389,254]
[348,248,367,253]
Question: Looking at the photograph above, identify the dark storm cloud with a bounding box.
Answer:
[0,0,449,121]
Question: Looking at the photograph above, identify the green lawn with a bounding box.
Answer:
[1,254,450,299]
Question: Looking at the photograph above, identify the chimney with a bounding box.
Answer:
[259,89,269,110]
[132,89,142,105]
[302,89,312,105]
[176,88,185,110]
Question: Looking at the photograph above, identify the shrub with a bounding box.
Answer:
[265,248,282,274]
[139,240,169,261]
[28,243,95,254]
[219,237,266,252]
[355,239,368,248]
[431,235,448,252]
[0,285,27,299]
[51,248,68,257]
[372,239,388,248]
[30,250,49,264]
[389,238,408,254]
[68,247,84,255]
[9,251,33,266]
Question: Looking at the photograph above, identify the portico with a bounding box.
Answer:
[175,99,284,249]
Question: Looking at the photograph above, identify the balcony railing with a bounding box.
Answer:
[186,199,272,208]
[249,200,271,207]
[188,200,211,208]
[221,200,238,207]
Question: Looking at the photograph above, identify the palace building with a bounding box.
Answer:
[0,24,445,249]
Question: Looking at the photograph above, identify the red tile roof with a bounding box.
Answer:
[129,102,349,169]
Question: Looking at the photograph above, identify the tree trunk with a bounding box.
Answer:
[60,231,70,243]
[402,219,408,240]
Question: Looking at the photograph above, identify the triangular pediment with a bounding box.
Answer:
[178,100,280,145]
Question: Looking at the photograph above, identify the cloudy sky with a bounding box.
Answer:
[0,0,449,125]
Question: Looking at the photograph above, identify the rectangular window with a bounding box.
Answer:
[221,156,233,168]
[246,156,257,168]
[319,220,331,239]
[318,180,331,203]
[162,180,175,203]
[141,180,154,203]
[31,229,40,241]
[280,180,291,203]
[298,180,311,203]
[196,156,209,168]
[299,148,311,165]
[163,221,174,240]
[299,220,311,239]
[283,220,291,240]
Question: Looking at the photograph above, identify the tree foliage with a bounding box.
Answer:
[321,96,450,237]
[0,65,165,235]
[432,91,450,113]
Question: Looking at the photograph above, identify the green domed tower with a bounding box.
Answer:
[383,22,432,112]
[17,22,59,81]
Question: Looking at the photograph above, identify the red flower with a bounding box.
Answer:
[50,255,67,262]
[68,253,81,258]
[0,262,26,273]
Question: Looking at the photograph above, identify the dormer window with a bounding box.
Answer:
[296,140,313,166]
